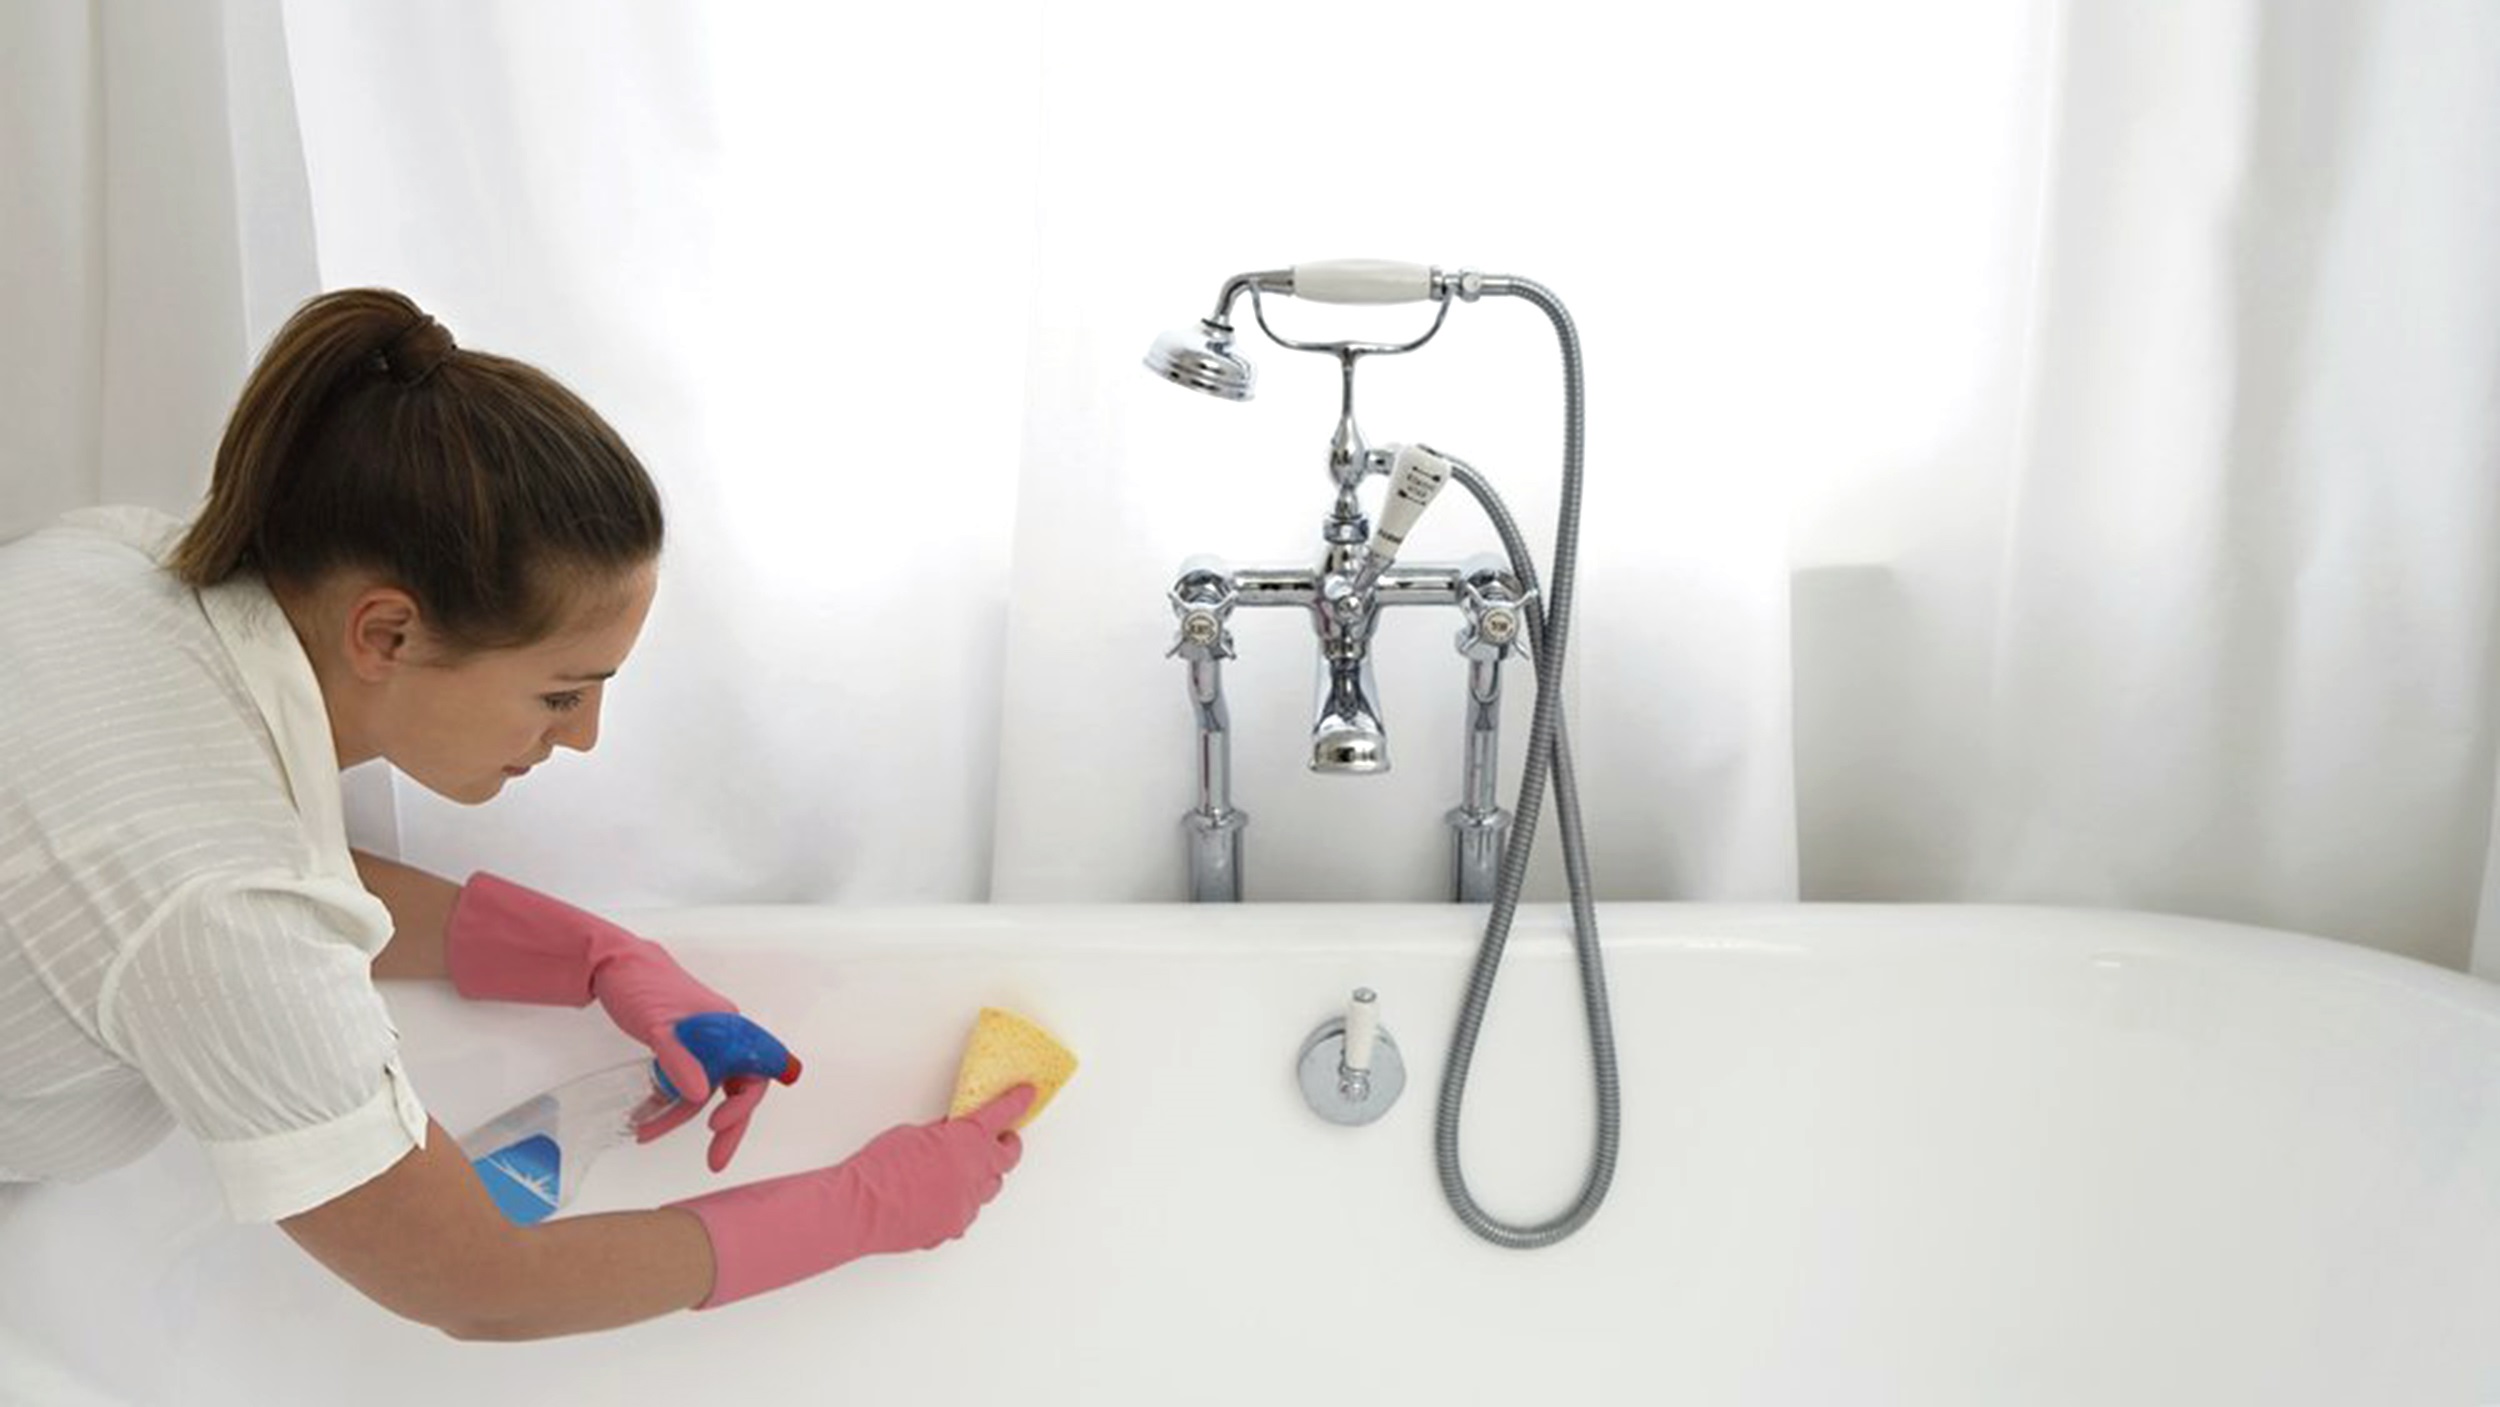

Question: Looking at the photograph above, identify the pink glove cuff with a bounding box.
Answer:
[444,871,635,1007]
[672,1087,1034,1310]
[672,1164,873,1309]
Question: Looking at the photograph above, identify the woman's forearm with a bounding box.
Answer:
[282,1121,718,1339]
[458,1207,718,1339]
[354,850,459,981]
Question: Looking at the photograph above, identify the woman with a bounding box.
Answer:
[0,289,1030,1338]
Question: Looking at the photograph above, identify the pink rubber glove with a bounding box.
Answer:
[444,871,776,1171]
[671,1085,1035,1309]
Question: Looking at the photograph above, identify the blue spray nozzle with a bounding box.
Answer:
[649,1012,804,1103]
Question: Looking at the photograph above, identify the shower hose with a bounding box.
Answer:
[1433,278,1620,1247]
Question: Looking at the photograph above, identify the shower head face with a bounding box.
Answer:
[1145,320,1255,401]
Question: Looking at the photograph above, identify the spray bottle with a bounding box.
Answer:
[458,1013,803,1226]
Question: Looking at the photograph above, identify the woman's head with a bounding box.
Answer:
[173,288,662,646]
[173,289,666,802]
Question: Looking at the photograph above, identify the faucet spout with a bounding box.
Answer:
[1311,602,1390,773]
[1312,658,1388,773]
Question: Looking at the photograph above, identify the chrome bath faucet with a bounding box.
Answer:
[1149,263,1530,903]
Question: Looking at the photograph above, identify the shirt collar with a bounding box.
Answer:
[194,572,361,885]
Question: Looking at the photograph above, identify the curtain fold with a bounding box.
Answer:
[3,0,318,538]
[1789,0,2500,969]
[0,2,102,532]
[1966,0,2500,967]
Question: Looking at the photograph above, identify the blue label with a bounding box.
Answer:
[473,1134,564,1226]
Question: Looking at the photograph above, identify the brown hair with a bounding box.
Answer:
[170,288,664,654]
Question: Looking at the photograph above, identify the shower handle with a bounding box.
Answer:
[1288,260,1438,305]
[1333,444,1456,601]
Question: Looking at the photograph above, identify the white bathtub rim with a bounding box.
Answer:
[609,899,2500,1013]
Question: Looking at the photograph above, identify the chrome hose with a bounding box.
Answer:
[1432,279,1620,1247]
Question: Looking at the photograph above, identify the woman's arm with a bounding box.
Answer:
[283,1090,1034,1335]
[327,861,723,1334]
[354,850,458,981]
[352,863,786,1171]
[281,1120,716,1339]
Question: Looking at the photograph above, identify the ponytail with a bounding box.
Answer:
[171,288,664,654]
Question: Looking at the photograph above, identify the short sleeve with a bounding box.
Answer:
[101,880,430,1222]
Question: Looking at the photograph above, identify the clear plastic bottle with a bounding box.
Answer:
[458,1013,801,1225]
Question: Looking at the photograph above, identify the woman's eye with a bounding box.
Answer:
[543,691,587,713]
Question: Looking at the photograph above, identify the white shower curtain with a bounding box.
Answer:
[0,0,312,533]
[6,1,2495,971]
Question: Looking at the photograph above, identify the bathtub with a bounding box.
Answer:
[4,902,2498,1404]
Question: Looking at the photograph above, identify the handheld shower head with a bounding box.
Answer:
[1145,320,1255,402]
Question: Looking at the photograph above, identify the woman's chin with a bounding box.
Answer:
[412,771,509,806]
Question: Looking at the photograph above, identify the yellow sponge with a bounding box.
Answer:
[948,1007,1077,1130]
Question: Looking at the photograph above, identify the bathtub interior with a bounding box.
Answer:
[3,902,2498,1405]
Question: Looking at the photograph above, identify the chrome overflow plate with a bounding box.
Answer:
[1297,987,1405,1126]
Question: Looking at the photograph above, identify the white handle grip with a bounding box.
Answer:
[1344,988,1380,1073]
[1291,260,1436,305]
[1372,445,1454,559]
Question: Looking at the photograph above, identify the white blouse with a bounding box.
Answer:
[0,508,429,1222]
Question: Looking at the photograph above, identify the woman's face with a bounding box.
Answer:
[377,562,659,805]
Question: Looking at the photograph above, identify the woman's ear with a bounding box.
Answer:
[342,587,425,683]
